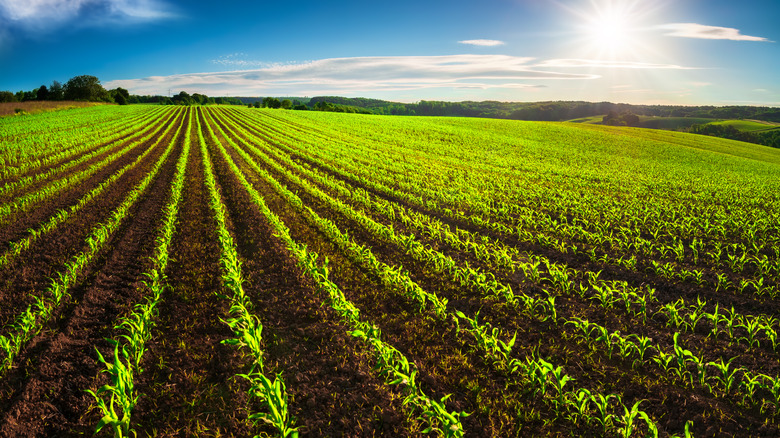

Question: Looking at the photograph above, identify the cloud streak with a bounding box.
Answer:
[459,39,505,47]
[106,54,601,96]
[0,0,176,28]
[658,23,771,42]
[537,59,694,69]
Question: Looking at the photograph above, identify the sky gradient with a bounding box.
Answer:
[0,0,777,105]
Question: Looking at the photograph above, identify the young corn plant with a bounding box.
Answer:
[738,316,763,350]
[419,394,469,437]
[763,324,779,351]
[657,299,685,330]
[671,333,707,389]
[760,374,780,415]
[590,283,617,310]
[616,399,646,438]
[719,308,740,343]
[629,335,655,367]
[704,304,722,342]
[739,373,765,407]
[239,371,299,438]
[590,393,615,435]
[567,388,592,426]
[454,310,517,362]
[706,357,742,395]
[86,343,136,438]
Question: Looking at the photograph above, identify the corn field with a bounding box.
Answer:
[1,105,779,437]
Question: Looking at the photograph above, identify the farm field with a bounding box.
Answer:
[565,115,780,135]
[709,119,780,133]
[1,105,780,437]
[0,101,107,117]
[565,115,720,130]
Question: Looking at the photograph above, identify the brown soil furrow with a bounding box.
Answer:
[0,112,186,437]
[0,110,183,328]
[209,109,780,437]
[206,111,559,437]
[206,114,417,437]
[132,117,250,436]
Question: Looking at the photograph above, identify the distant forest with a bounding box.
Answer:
[298,96,780,123]
[0,76,245,106]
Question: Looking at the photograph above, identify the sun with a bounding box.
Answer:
[566,0,664,61]
[590,11,629,46]
[584,6,636,58]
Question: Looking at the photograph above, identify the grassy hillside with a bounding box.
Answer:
[565,114,718,130]
[710,119,780,132]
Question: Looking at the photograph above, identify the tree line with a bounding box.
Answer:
[0,75,131,105]
[0,76,245,107]
[297,97,780,123]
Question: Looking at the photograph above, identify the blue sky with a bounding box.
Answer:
[0,0,777,105]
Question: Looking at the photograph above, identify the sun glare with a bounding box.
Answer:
[585,7,635,58]
[566,0,667,61]
[591,13,627,45]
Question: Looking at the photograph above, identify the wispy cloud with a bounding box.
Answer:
[658,23,771,42]
[459,39,505,47]
[0,0,176,29]
[106,54,599,96]
[210,53,300,69]
[536,59,693,69]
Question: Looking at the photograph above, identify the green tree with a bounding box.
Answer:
[16,90,36,101]
[281,99,292,109]
[0,91,16,103]
[114,92,128,105]
[192,93,208,105]
[262,97,281,108]
[64,75,109,101]
[36,85,49,100]
[49,81,64,100]
[109,87,130,105]
[172,91,192,105]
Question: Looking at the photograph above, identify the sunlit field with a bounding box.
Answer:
[1,105,779,436]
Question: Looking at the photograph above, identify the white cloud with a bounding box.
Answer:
[106,54,600,96]
[0,0,85,20]
[458,39,505,47]
[0,0,176,28]
[658,23,771,42]
[108,0,175,20]
[536,59,693,69]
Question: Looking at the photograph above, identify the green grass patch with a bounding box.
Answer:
[709,119,780,132]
